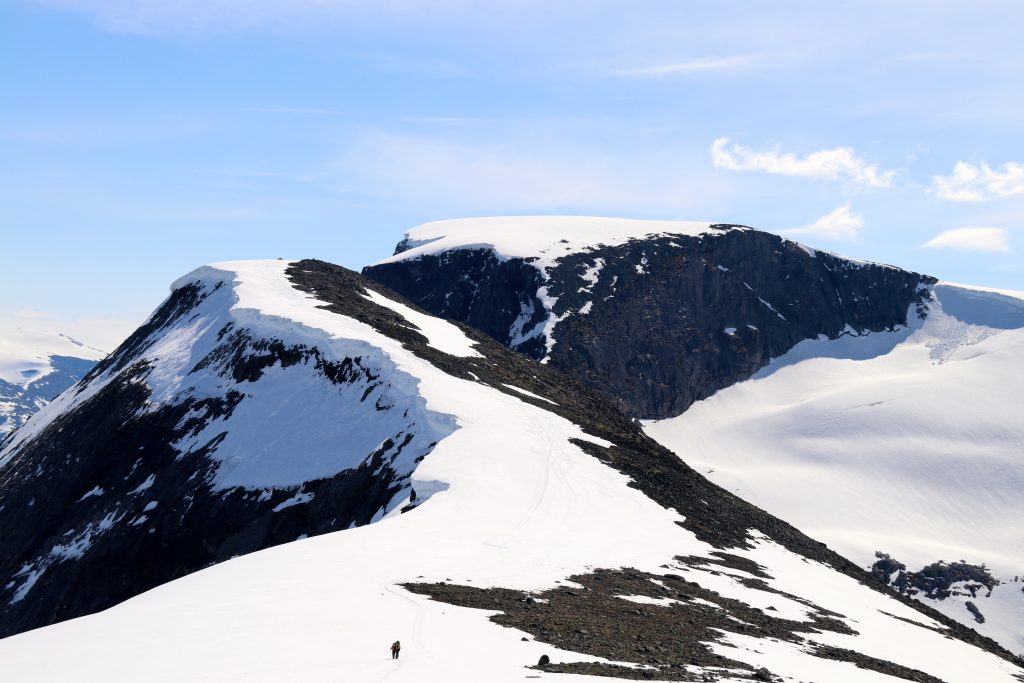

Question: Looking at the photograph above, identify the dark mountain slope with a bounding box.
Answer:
[365,224,933,418]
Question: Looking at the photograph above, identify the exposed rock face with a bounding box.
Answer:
[373,245,550,360]
[872,553,999,601]
[871,552,1006,631]
[366,227,935,418]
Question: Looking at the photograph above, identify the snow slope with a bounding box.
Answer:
[645,282,1024,655]
[0,327,105,436]
[376,215,722,269]
[0,262,1020,682]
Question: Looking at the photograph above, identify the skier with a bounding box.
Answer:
[390,640,401,660]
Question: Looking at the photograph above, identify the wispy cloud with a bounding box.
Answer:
[334,132,726,214]
[920,227,1012,253]
[612,54,756,77]
[782,204,864,242]
[368,56,468,78]
[711,137,900,187]
[930,161,1024,202]
[249,107,346,115]
[15,309,51,319]
[30,0,523,35]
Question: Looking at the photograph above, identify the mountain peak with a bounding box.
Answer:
[376,215,736,268]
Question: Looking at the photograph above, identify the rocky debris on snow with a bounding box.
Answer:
[812,645,946,683]
[407,565,966,682]
[966,601,986,624]
[872,552,999,600]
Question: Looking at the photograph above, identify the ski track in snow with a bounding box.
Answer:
[0,263,1021,682]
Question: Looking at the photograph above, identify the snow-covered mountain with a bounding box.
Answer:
[645,282,1024,655]
[366,216,932,418]
[365,216,1024,654]
[0,327,105,438]
[2,259,1020,682]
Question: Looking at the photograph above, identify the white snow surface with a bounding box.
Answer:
[645,282,1024,655]
[1,264,1021,682]
[0,326,106,435]
[362,288,481,358]
[0,326,105,386]
[374,216,720,270]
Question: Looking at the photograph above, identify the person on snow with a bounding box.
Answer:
[390,640,401,660]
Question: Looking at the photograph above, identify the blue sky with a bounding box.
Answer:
[2,0,1023,348]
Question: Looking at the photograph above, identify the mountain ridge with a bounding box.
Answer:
[1,258,1020,682]
[365,217,933,418]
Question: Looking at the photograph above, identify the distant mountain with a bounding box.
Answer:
[0,327,106,439]
[2,259,1019,682]
[365,216,1024,654]
[365,216,932,419]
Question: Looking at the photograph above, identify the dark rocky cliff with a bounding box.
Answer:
[365,227,935,418]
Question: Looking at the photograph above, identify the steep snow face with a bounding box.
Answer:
[377,215,721,269]
[0,264,1021,682]
[3,262,458,483]
[645,283,1024,655]
[0,327,105,436]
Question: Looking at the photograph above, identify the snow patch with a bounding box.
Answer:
[616,594,684,607]
[500,384,557,405]
[76,486,105,502]
[128,475,155,495]
[362,289,481,358]
[272,491,314,512]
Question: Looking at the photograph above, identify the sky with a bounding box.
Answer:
[2,0,1023,349]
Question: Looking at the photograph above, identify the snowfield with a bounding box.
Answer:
[1,262,1021,681]
[646,282,1024,656]
[0,326,105,387]
[0,327,105,436]
[375,216,723,270]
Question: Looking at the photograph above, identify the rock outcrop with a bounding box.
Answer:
[366,225,934,418]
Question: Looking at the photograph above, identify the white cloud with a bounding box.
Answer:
[920,227,1012,253]
[612,55,755,77]
[710,137,899,187]
[930,161,1024,202]
[782,204,864,242]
